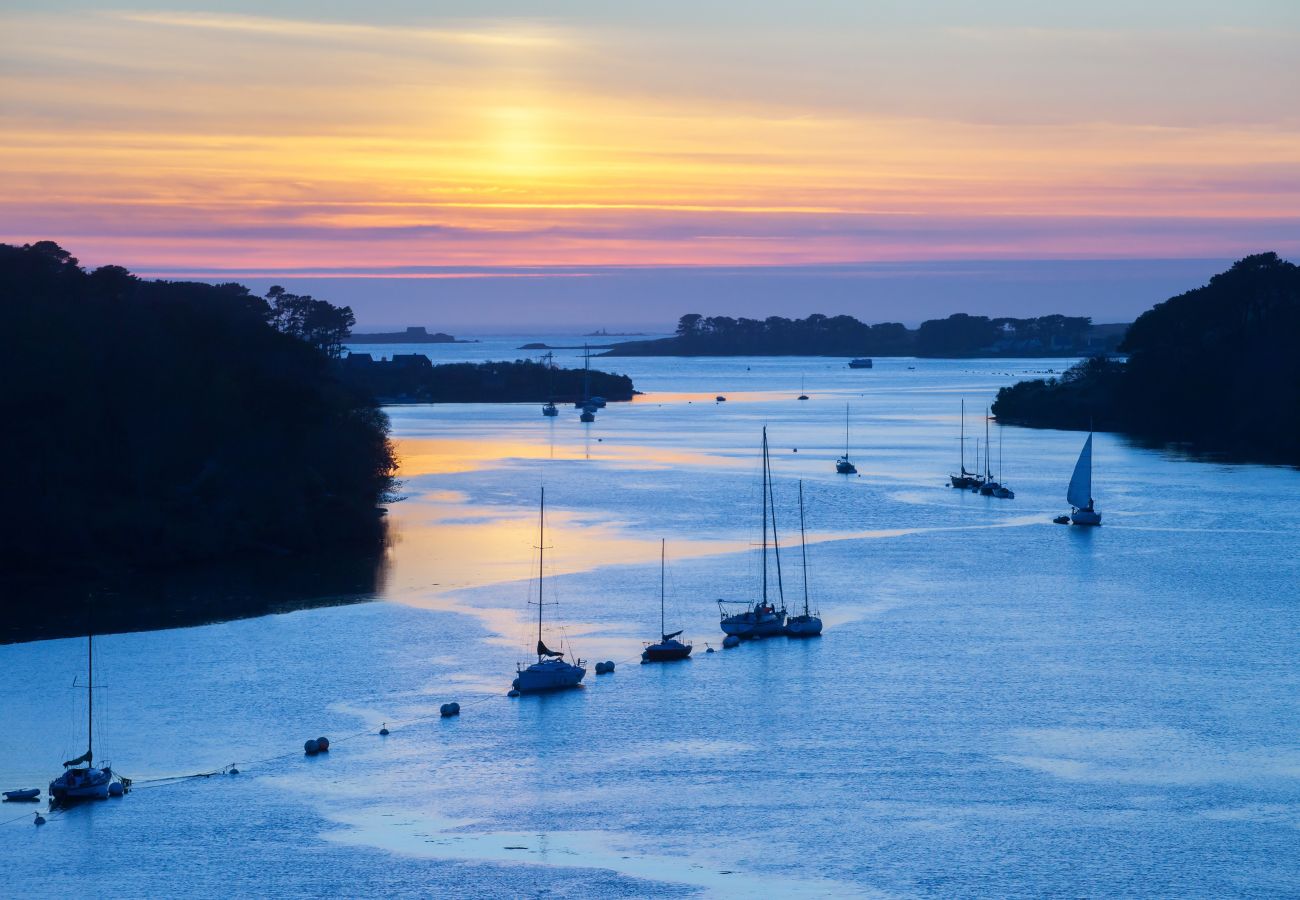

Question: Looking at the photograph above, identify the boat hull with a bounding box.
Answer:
[720,606,786,638]
[785,614,823,637]
[836,461,857,474]
[3,789,40,801]
[513,659,586,693]
[642,640,692,662]
[49,767,112,804]
[1071,508,1102,526]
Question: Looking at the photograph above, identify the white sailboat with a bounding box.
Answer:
[512,489,587,693]
[49,635,127,806]
[719,427,788,638]
[784,480,823,637]
[642,539,692,662]
[1067,432,1101,526]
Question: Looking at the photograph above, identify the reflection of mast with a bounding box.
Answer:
[798,481,810,618]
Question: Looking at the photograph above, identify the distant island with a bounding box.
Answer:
[599,313,1125,358]
[339,354,635,404]
[518,342,614,350]
[1,241,396,575]
[993,253,1300,465]
[350,326,474,343]
[584,328,653,336]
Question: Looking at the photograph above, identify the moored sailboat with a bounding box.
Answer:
[642,540,692,662]
[784,481,823,637]
[512,489,587,693]
[719,427,788,639]
[950,399,980,489]
[977,407,1002,495]
[1066,432,1102,526]
[835,404,857,474]
[49,634,128,806]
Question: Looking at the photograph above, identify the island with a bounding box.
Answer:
[1,241,397,576]
[350,325,472,343]
[599,313,1125,358]
[992,252,1300,465]
[338,353,635,404]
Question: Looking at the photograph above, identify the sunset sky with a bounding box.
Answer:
[3,1,1298,327]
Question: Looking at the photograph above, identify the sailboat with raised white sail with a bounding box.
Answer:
[49,634,128,806]
[719,427,787,638]
[642,539,692,662]
[512,489,587,693]
[784,480,823,637]
[1066,432,1101,526]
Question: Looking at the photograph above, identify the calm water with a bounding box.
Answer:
[3,339,1299,898]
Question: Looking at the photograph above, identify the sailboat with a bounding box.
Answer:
[719,427,788,639]
[541,353,559,416]
[992,422,1015,499]
[576,345,597,421]
[835,404,857,474]
[978,407,1001,495]
[784,481,823,637]
[950,399,980,488]
[642,539,692,662]
[512,489,587,693]
[1066,432,1102,526]
[49,635,127,806]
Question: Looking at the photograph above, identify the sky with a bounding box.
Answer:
[2,1,1298,329]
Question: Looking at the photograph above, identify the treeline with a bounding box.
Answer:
[600,312,1118,357]
[993,253,1300,464]
[338,354,635,403]
[0,241,397,573]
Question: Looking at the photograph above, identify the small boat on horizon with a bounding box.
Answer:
[512,489,587,693]
[719,427,788,639]
[642,539,692,662]
[784,480,823,637]
[848,358,873,369]
[542,400,558,417]
[835,404,858,475]
[1066,431,1102,526]
[798,375,808,401]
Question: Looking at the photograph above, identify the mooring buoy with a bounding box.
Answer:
[440,702,460,717]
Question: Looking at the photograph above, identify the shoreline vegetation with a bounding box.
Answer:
[338,353,635,404]
[2,241,398,575]
[993,253,1300,466]
[600,313,1125,358]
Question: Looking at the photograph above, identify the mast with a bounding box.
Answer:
[960,399,966,474]
[87,633,93,764]
[537,488,545,661]
[760,427,768,604]
[844,404,850,456]
[798,481,809,617]
[766,430,786,610]
[582,344,590,403]
[660,538,666,637]
[984,407,991,482]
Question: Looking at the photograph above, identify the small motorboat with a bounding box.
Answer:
[848,358,873,369]
[3,788,40,802]
[1053,515,1071,525]
[715,395,726,402]
[541,401,558,417]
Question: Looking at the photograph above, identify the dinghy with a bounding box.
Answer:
[3,789,39,801]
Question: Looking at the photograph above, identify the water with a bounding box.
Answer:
[3,342,1299,897]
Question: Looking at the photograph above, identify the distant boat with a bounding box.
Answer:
[798,375,808,401]
[3,789,39,802]
[992,420,1014,499]
[784,481,823,637]
[49,634,127,806]
[848,358,873,369]
[977,407,1001,495]
[1066,432,1102,526]
[513,489,587,693]
[642,539,692,662]
[542,401,558,417]
[719,427,788,639]
[835,404,857,475]
[579,407,596,423]
[950,399,980,489]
